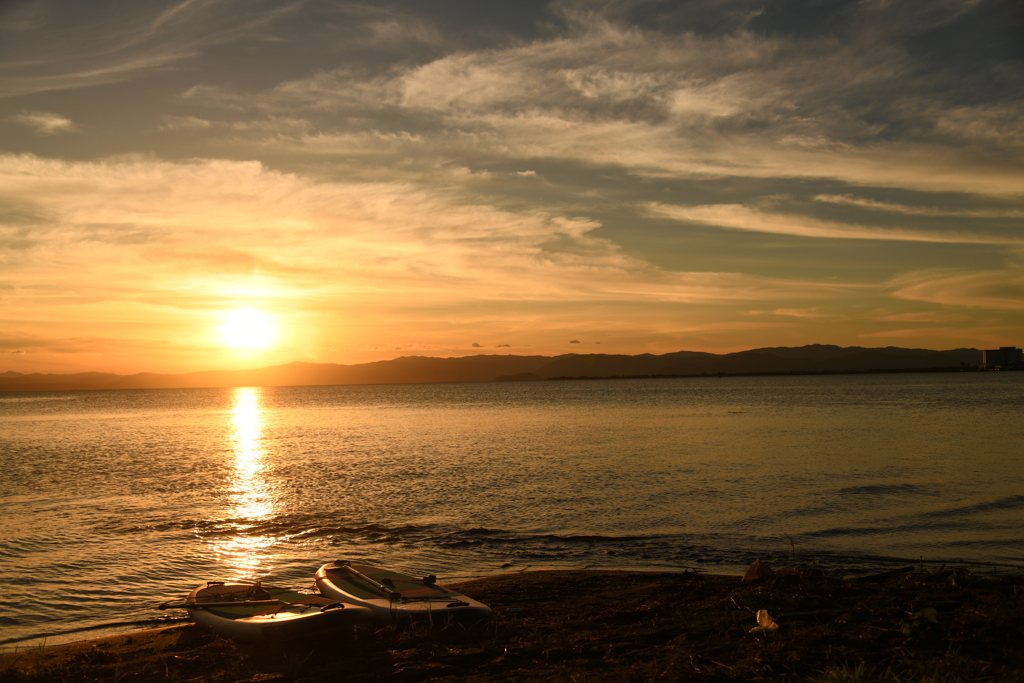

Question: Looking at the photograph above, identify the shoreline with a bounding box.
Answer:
[0,365,1000,394]
[0,619,188,654]
[4,567,1023,682]
[6,556,1022,654]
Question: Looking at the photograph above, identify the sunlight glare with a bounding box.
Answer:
[220,308,276,349]
[212,386,277,577]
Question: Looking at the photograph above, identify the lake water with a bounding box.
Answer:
[2,372,1022,647]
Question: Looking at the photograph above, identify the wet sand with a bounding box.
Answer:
[2,568,1023,682]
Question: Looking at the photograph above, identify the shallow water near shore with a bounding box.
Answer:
[2,372,1023,647]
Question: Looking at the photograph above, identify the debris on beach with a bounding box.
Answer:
[749,609,779,634]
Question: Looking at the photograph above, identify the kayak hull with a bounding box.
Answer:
[314,561,492,625]
[183,582,372,642]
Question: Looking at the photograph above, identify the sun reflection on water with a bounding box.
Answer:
[212,386,277,578]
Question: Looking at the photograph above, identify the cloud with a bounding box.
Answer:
[933,104,1024,150]
[856,327,983,339]
[496,343,510,347]
[159,115,213,131]
[646,203,1024,244]
[746,308,824,318]
[888,269,1024,310]
[0,154,840,314]
[12,111,76,134]
[471,342,482,347]
[4,2,1023,370]
[813,194,1024,219]
[0,0,298,97]
[0,330,185,357]
[877,311,973,323]
[569,339,580,343]
[200,2,1024,199]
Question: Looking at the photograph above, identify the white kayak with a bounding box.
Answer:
[314,560,492,624]
[160,580,372,642]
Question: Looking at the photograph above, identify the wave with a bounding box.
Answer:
[103,514,422,538]
[0,394,82,403]
[802,526,893,538]
[918,494,1024,519]
[835,483,932,496]
[0,617,185,648]
[95,509,1024,571]
[108,516,659,547]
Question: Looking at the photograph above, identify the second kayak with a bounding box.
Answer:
[314,561,492,624]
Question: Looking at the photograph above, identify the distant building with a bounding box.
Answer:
[982,346,1023,368]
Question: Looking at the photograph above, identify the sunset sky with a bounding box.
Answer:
[2,0,1023,375]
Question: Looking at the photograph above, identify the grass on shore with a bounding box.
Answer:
[2,566,1023,682]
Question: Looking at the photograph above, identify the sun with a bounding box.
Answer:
[220,309,276,350]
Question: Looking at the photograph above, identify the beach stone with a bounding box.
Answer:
[742,559,776,582]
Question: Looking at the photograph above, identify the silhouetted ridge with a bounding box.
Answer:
[0,345,984,392]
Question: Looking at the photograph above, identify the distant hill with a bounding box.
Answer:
[0,345,984,392]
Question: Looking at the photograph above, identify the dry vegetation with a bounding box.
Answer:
[3,567,1023,683]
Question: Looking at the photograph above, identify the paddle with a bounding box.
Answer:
[328,561,407,600]
[158,599,282,610]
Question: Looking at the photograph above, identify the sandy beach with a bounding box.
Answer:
[2,567,1022,682]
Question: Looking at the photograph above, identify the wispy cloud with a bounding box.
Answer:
[0,154,841,311]
[856,326,994,339]
[11,111,76,134]
[158,115,212,131]
[645,203,1024,244]
[745,309,825,319]
[888,268,1024,310]
[0,0,294,97]
[814,194,1024,219]
[190,3,1024,198]
[877,311,974,323]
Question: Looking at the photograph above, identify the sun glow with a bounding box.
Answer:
[220,308,276,349]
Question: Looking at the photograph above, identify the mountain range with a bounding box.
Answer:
[0,345,983,392]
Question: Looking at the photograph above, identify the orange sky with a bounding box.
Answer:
[2,1,1023,374]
